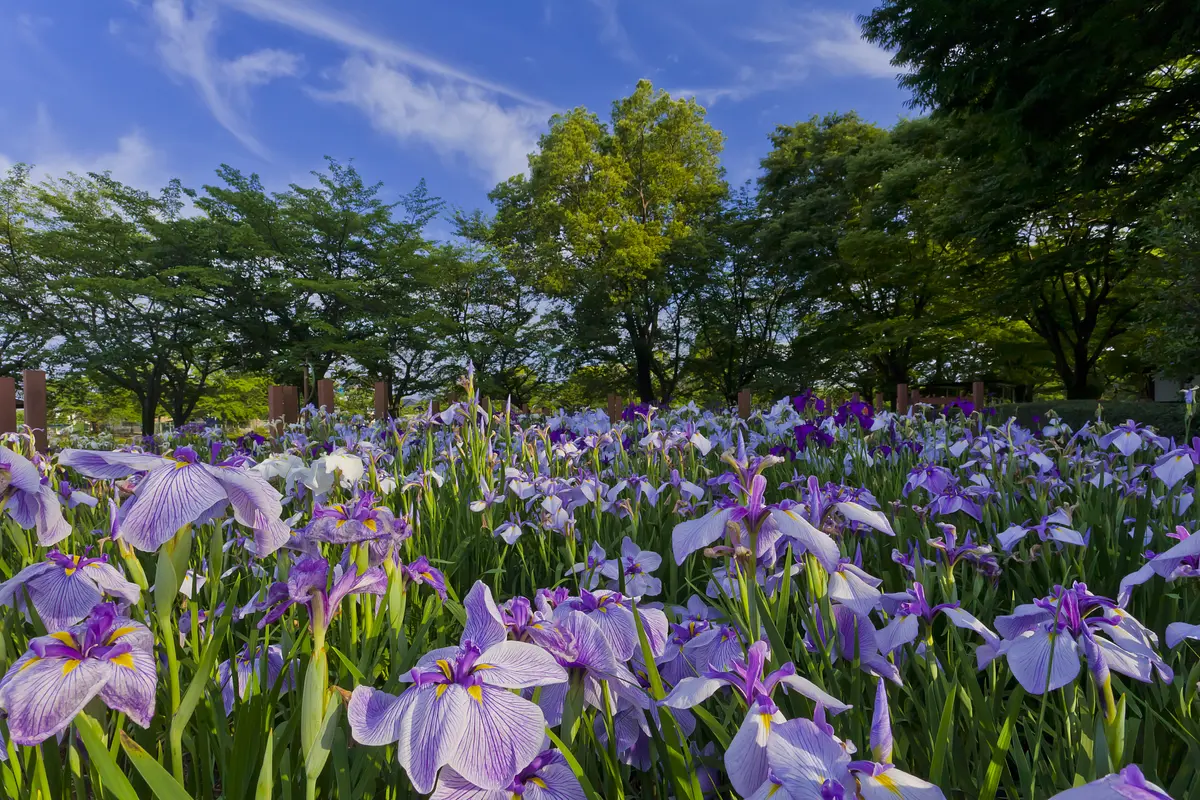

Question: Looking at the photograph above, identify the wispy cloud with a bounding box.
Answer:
[316,58,543,185]
[588,0,638,66]
[673,9,895,105]
[149,0,302,157]
[217,0,547,106]
[0,107,163,189]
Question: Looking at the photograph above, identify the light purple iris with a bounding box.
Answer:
[1119,525,1200,604]
[217,644,295,716]
[0,550,140,630]
[927,524,1000,579]
[566,542,608,590]
[557,589,668,661]
[661,640,850,797]
[347,581,567,793]
[875,582,994,656]
[978,583,1172,705]
[304,492,400,544]
[600,537,663,597]
[997,509,1087,551]
[398,556,448,600]
[923,484,988,522]
[0,603,156,745]
[0,445,70,546]
[430,749,585,800]
[1047,765,1173,799]
[258,555,387,631]
[60,446,291,553]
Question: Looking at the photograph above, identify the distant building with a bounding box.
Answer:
[1154,375,1196,402]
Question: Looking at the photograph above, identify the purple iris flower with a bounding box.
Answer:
[1118,525,1200,604]
[601,536,663,597]
[875,582,993,656]
[805,606,902,685]
[0,603,156,745]
[1047,765,1173,799]
[978,583,1171,707]
[58,480,98,509]
[304,492,401,544]
[923,484,987,522]
[430,749,585,800]
[216,645,295,716]
[59,445,291,554]
[566,542,608,590]
[844,680,947,799]
[258,556,387,630]
[997,509,1087,551]
[927,524,1000,578]
[0,445,70,546]
[661,640,850,797]
[398,556,448,600]
[903,465,955,497]
[557,589,668,661]
[793,423,835,452]
[1099,421,1165,457]
[0,550,140,630]
[1154,449,1197,488]
[347,581,567,793]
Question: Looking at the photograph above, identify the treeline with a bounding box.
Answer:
[2,4,1197,435]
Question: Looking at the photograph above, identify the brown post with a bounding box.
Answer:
[873,391,883,411]
[896,384,908,414]
[283,386,299,424]
[23,370,47,452]
[520,404,529,414]
[851,391,860,404]
[607,394,621,424]
[737,389,752,419]
[911,387,921,406]
[0,376,16,435]
[972,380,985,411]
[268,386,285,435]
[431,399,441,416]
[316,379,335,413]
[374,382,389,421]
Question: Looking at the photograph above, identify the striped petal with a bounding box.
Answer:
[476,641,567,689]
[1004,631,1080,694]
[98,647,157,727]
[120,463,227,551]
[348,685,418,746]
[0,655,112,745]
[450,685,546,790]
[397,685,470,794]
[27,568,103,630]
[58,449,173,480]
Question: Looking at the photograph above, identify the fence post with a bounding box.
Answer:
[851,391,860,404]
[374,382,389,421]
[23,370,47,452]
[737,389,752,420]
[911,387,921,407]
[0,376,15,435]
[607,394,621,424]
[896,384,908,415]
[431,399,441,416]
[316,379,335,413]
[972,380,985,411]
[283,386,299,424]
[873,391,883,411]
[267,386,285,436]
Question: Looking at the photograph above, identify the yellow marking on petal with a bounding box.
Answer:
[467,685,483,704]
[107,626,137,644]
[335,519,347,528]
[760,713,773,735]
[174,460,190,470]
[63,568,77,577]
[364,519,377,532]
[529,777,547,788]
[86,561,102,568]
[473,663,495,671]
[436,659,453,680]
[875,771,901,794]
[766,785,781,798]
[598,606,608,613]
[62,659,82,676]
[420,572,434,581]
[111,652,136,670]
[18,656,41,672]
[435,684,448,698]
[50,632,77,646]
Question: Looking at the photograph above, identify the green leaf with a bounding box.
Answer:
[545,728,604,800]
[303,691,342,781]
[74,714,140,800]
[120,731,192,800]
[979,685,1025,800]
[928,687,956,786]
[255,729,274,800]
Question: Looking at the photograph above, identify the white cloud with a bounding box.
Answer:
[149,0,302,157]
[217,0,545,105]
[318,58,543,185]
[673,10,895,105]
[588,0,638,66]
[0,109,163,189]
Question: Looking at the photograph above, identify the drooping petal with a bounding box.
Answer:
[396,685,470,794]
[830,568,883,618]
[58,449,172,480]
[450,685,546,790]
[875,615,921,656]
[1166,623,1200,649]
[82,562,141,606]
[1117,565,1156,607]
[0,655,112,745]
[766,717,852,798]
[725,706,782,798]
[671,508,733,565]
[120,464,227,551]
[26,568,103,630]
[526,759,588,800]
[1046,765,1172,799]
[476,641,567,689]
[1004,631,1080,694]
[870,679,892,763]
[659,677,725,709]
[348,686,418,746]
[835,502,894,536]
[855,764,947,799]
[98,647,157,727]
[770,508,841,573]
[32,485,71,546]
[1148,533,1200,579]
[462,582,508,651]
[428,768,508,800]
[775,674,852,715]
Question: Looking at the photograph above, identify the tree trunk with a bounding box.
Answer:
[140,392,160,441]
[632,339,655,403]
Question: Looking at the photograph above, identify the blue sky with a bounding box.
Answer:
[0,0,914,235]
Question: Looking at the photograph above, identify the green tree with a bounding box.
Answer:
[1138,175,1200,380]
[0,165,52,375]
[491,80,727,402]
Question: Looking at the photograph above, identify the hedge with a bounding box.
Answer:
[992,400,1191,442]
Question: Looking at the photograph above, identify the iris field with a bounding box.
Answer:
[0,375,1198,799]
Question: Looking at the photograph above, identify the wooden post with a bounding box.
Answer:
[737,388,752,420]
[23,370,47,452]
[607,394,621,424]
[268,386,285,435]
[873,391,883,411]
[896,384,908,414]
[431,399,441,416]
[0,376,15,435]
[972,380,985,411]
[851,391,860,404]
[911,387,921,406]
[374,382,389,421]
[283,386,299,424]
[316,379,335,413]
